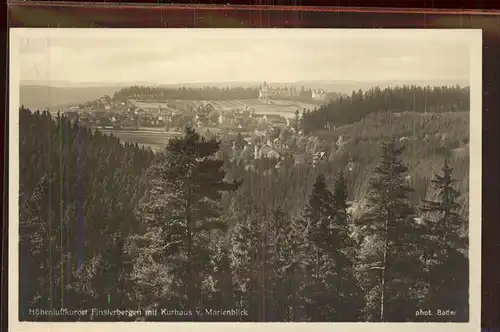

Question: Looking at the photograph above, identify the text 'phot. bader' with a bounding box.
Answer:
[9,28,482,331]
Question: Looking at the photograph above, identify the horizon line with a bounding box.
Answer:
[20,78,470,86]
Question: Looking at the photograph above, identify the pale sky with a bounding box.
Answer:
[15,29,473,85]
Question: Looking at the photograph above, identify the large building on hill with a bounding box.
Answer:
[311,89,328,101]
[258,81,298,100]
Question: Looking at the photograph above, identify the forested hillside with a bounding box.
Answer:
[321,111,470,218]
[224,111,469,222]
[301,85,469,133]
[18,84,470,322]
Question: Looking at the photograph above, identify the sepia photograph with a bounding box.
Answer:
[9,28,481,331]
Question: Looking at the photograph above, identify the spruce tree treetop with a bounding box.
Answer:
[332,171,356,256]
[304,175,335,235]
[333,171,349,214]
[421,159,462,225]
[363,138,415,230]
[419,158,469,322]
[357,138,427,322]
[420,157,467,252]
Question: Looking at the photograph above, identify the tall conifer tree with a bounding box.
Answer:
[420,158,469,321]
[230,210,265,321]
[19,175,52,319]
[357,139,427,322]
[329,172,365,321]
[300,174,364,321]
[129,127,240,320]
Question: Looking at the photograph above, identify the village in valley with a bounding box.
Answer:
[61,82,336,169]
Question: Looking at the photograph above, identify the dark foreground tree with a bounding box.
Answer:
[230,209,266,321]
[300,174,364,321]
[280,215,311,321]
[357,139,427,322]
[128,127,240,321]
[19,175,52,319]
[19,108,155,321]
[329,172,365,321]
[420,158,469,322]
[229,208,290,322]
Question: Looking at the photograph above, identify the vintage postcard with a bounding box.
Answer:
[9,28,481,332]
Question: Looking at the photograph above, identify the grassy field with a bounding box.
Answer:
[99,129,182,151]
[130,99,321,118]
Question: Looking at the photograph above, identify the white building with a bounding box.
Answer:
[259,81,270,99]
[254,145,262,159]
[312,89,328,101]
[258,81,297,99]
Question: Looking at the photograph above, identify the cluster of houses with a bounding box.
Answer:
[62,81,334,134]
[219,128,329,171]
[63,96,134,128]
[62,97,291,135]
[63,94,355,175]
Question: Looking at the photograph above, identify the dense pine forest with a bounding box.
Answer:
[18,84,470,322]
[19,107,156,320]
[301,85,470,133]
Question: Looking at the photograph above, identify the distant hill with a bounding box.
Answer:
[19,79,469,110]
[292,79,469,94]
[144,79,470,94]
[19,85,122,111]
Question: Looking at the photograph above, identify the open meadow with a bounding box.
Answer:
[98,129,182,151]
[130,99,321,118]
